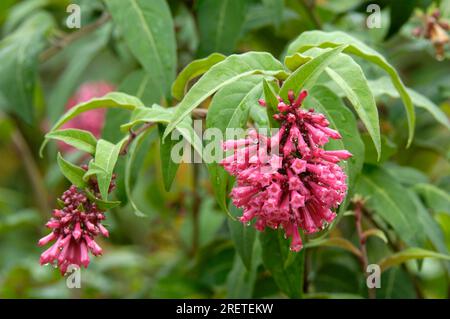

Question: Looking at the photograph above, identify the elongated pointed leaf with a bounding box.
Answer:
[228,204,257,270]
[414,183,450,215]
[172,53,226,100]
[356,166,426,247]
[379,248,450,272]
[57,153,87,188]
[158,124,180,192]
[226,242,261,298]
[84,189,121,210]
[0,12,54,123]
[409,190,449,265]
[263,78,280,129]
[206,76,264,213]
[125,129,157,216]
[163,51,286,139]
[92,139,125,200]
[197,0,249,56]
[46,129,97,154]
[324,53,380,157]
[105,0,176,95]
[287,30,415,146]
[289,48,380,158]
[368,77,450,130]
[41,92,143,156]
[260,229,305,298]
[304,237,362,257]
[279,45,346,100]
[123,105,203,161]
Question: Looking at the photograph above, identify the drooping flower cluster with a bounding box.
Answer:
[59,81,115,153]
[38,175,115,274]
[220,89,352,251]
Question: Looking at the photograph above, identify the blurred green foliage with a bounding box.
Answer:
[0,0,449,299]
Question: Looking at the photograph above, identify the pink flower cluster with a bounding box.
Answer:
[38,185,109,274]
[221,90,352,251]
[60,81,114,153]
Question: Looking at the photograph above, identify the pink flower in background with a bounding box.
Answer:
[221,90,352,252]
[59,81,115,153]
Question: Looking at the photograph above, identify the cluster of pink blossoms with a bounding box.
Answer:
[38,175,115,274]
[220,90,352,251]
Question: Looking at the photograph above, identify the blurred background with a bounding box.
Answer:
[0,0,449,298]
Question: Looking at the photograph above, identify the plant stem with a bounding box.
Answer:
[11,129,51,216]
[354,200,376,299]
[120,122,155,155]
[363,210,425,299]
[39,13,111,62]
[191,163,201,256]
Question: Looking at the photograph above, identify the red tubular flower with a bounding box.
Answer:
[39,173,116,274]
[221,89,352,251]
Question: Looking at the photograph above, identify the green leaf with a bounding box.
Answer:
[324,54,380,157]
[261,0,284,29]
[306,85,364,213]
[283,53,312,71]
[123,105,203,159]
[363,229,388,243]
[163,51,287,139]
[121,105,171,131]
[92,139,125,200]
[379,248,450,272]
[41,92,143,156]
[384,163,429,187]
[197,0,249,56]
[287,30,415,146]
[243,1,295,32]
[368,77,450,130]
[279,45,346,100]
[3,0,50,34]
[172,53,226,100]
[158,124,180,192]
[84,189,121,210]
[83,162,107,182]
[228,204,257,270]
[48,24,111,123]
[105,0,176,96]
[57,153,87,188]
[206,75,264,212]
[49,92,143,131]
[304,237,362,257]
[124,129,157,216]
[356,166,426,247]
[103,69,163,143]
[414,183,450,215]
[226,243,261,298]
[0,11,54,123]
[262,78,280,129]
[260,229,305,298]
[291,49,381,158]
[46,129,97,154]
[385,0,417,39]
[285,50,381,158]
[409,190,449,266]
[361,134,397,165]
